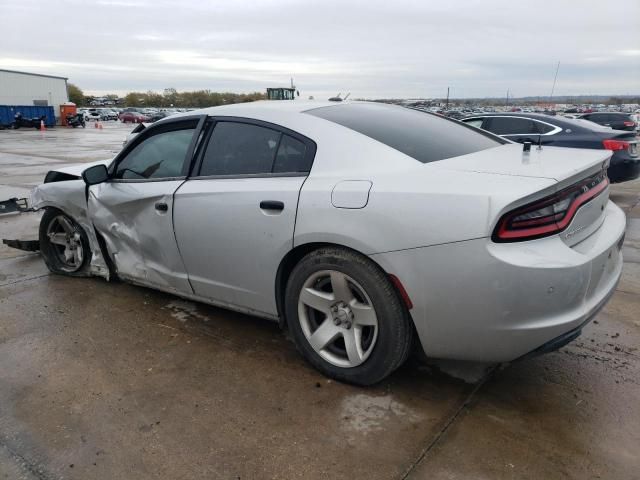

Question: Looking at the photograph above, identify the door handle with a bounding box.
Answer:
[259,200,284,211]
[155,202,169,212]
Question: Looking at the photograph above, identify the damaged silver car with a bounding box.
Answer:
[13,101,625,385]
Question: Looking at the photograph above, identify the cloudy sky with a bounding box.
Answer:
[1,0,639,99]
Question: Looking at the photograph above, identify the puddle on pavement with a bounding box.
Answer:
[165,300,211,323]
[340,393,424,434]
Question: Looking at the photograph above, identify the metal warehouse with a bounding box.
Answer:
[0,69,69,125]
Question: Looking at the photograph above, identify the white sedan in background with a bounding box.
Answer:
[27,101,625,385]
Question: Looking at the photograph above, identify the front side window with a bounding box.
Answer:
[115,127,195,179]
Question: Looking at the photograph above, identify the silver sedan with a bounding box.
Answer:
[31,101,625,385]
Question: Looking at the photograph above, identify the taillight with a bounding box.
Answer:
[493,171,608,242]
[603,139,629,151]
[623,121,636,127]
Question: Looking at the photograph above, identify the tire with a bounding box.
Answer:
[285,247,414,386]
[39,208,91,276]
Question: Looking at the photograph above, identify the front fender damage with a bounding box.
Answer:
[30,181,111,280]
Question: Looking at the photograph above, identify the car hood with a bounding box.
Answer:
[436,144,611,188]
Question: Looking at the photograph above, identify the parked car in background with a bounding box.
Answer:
[461,113,639,183]
[100,110,119,121]
[119,111,149,123]
[29,101,625,385]
[578,112,638,132]
[84,109,102,121]
[147,111,172,123]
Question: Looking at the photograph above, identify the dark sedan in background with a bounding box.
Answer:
[577,112,638,132]
[461,113,639,183]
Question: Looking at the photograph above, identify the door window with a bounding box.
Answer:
[115,127,195,179]
[200,122,281,176]
[487,117,535,135]
[531,120,555,134]
[273,135,310,173]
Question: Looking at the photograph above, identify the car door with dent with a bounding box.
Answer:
[173,119,316,317]
[88,116,205,293]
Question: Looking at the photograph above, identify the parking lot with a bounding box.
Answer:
[1,123,639,479]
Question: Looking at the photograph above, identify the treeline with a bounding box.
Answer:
[124,88,266,108]
[68,83,266,107]
[123,88,265,108]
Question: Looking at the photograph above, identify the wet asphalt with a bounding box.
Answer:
[0,122,638,479]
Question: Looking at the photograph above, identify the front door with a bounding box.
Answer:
[88,117,204,293]
[173,119,316,316]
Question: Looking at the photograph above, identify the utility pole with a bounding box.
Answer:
[506,89,509,107]
[549,61,560,106]
[445,87,449,109]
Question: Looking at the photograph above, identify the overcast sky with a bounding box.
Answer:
[1,0,639,99]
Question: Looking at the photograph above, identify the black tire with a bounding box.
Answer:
[39,208,91,276]
[285,247,414,386]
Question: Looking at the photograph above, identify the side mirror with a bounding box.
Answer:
[82,164,109,186]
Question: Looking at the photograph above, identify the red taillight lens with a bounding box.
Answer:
[493,171,608,242]
[623,121,636,127]
[603,139,629,151]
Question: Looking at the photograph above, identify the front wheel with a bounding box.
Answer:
[39,208,91,275]
[285,247,414,385]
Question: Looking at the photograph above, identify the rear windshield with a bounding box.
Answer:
[305,103,505,163]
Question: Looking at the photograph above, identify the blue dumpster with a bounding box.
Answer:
[0,105,56,128]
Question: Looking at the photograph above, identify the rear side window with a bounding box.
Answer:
[200,122,280,176]
[533,121,555,134]
[274,135,309,173]
[305,103,504,164]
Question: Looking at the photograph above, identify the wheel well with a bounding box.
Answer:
[274,242,410,330]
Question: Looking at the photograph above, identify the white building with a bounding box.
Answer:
[0,69,69,123]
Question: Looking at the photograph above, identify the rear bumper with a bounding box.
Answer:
[609,151,640,183]
[371,201,626,362]
[518,262,620,359]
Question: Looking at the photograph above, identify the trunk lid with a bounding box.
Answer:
[434,144,612,247]
[436,143,611,188]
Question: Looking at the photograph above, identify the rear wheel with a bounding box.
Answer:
[285,247,413,385]
[39,208,91,275]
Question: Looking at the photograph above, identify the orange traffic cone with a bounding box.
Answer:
[40,120,46,131]
[94,120,99,128]
[98,121,103,130]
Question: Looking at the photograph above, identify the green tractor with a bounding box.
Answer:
[266,87,298,100]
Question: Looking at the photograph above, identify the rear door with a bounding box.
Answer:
[173,119,316,316]
[88,116,205,293]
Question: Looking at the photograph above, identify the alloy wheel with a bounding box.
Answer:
[297,270,379,368]
[46,215,85,272]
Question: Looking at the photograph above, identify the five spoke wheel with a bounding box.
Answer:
[45,214,85,272]
[298,270,378,368]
